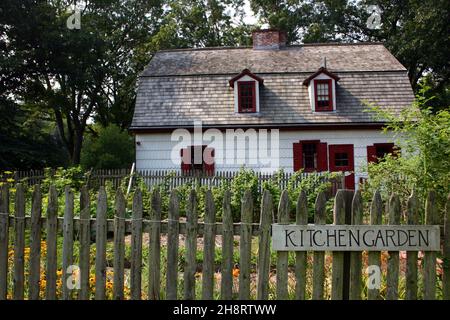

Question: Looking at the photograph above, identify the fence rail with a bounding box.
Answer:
[1,169,344,191]
[0,184,448,300]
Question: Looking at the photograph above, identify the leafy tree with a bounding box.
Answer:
[363,86,450,220]
[80,124,135,170]
[0,0,163,164]
[0,97,68,169]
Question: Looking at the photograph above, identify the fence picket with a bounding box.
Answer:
[166,190,180,300]
[0,184,9,300]
[406,191,419,300]
[312,191,327,300]
[239,190,253,300]
[331,190,346,300]
[95,187,107,300]
[386,193,400,300]
[149,189,161,300]
[220,190,233,300]
[130,188,143,300]
[257,190,273,300]
[444,194,450,300]
[46,185,58,300]
[202,190,216,299]
[62,186,74,300]
[113,189,126,300]
[349,190,363,300]
[184,189,198,300]
[368,191,382,300]
[424,191,438,300]
[276,190,290,300]
[13,184,25,300]
[79,186,91,300]
[294,191,308,300]
[28,185,42,300]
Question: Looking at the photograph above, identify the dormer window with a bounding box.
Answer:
[238,82,256,112]
[229,69,263,114]
[303,66,339,112]
[314,79,333,111]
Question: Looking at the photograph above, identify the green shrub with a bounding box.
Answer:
[81,124,134,170]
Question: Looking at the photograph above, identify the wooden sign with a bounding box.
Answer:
[272,224,440,251]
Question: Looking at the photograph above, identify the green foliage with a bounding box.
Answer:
[362,86,450,221]
[80,125,134,170]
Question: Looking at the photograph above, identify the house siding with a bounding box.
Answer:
[135,129,396,185]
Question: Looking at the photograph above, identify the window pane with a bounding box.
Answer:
[334,152,349,167]
[239,82,255,112]
[302,143,317,169]
[316,81,330,109]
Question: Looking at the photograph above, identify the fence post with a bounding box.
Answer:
[62,186,74,300]
[131,188,143,300]
[184,189,198,300]
[443,193,450,300]
[406,191,419,300]
[95,187,107,300]
[113,189,126,300]
[79,186,91,300]
[276,190,290,300]
[239,189,253,300]
[28,185,42,300]
[386,193,400,300]
[220,190,233,300]
[46,185,58,300]
[202,190,216,299]
[256,190,273,300]
[349,190,362,300]
[13,183,25,300]
[368,190,382,300]
[166,189,180,300]
[0,184,9,300]
[312,191,327,300]
[294,191,308,300]
[149,189,161,300]
[424,191,438,300]
[331,190,346,300]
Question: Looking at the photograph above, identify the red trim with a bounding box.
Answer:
[367,143,396,164]
[367,145,377,163]
[329,144,355,189]
[293,140,327,172]
[229,69,264,88]
[303,67,340,86]
[293,142,302,172]
[317,142,328,171]
[237,81,256,113]
[314,79,333,111]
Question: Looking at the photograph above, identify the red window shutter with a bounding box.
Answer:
[317,142,328,171]
[203,147,215,175]
[181,148,191,173]
[293,142,302,171]
[367,145,376,163]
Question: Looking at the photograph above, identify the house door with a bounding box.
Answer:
[329,144,355,189]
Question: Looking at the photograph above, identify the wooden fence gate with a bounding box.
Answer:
[0,183,449,300]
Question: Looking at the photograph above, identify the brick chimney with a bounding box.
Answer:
[252,29,287,50]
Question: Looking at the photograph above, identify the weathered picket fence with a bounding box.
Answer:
[2,169,344,192]
[0,184,449,300]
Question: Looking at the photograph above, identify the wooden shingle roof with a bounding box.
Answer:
[131,43,414,130]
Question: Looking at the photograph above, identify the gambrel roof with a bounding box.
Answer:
[131,43,414,130]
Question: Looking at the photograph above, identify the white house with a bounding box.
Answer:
[130,30,414,189]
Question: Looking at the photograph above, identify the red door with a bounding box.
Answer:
[329,144,355,189]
